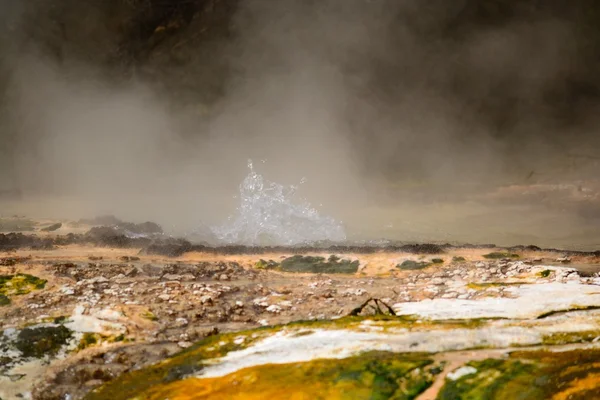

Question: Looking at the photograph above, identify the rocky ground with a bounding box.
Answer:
[1,216,600,399]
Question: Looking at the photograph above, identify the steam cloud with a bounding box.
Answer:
[1,0,599,247]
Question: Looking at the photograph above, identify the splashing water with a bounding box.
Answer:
[212,160,346,246]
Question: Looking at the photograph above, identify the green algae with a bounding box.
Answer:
[78,332,100,351]
[438,358,539,400]
[431,258,444,264]
[482,252,519,260]
[91,351,441,400]
[15,325,73,358]
[85,315,498,400]
[397,260,431,270]
[452,256,467,262]
[437,349,600,400]
[280,255,359,274]
[0,294,10,306]
[0,273,47,298]
[538,269,552,278]
[84,328,270,400]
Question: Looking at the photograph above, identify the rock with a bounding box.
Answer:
[175,318,189,327]
[92,308,123,322]
[120,256,141,262]
[41,223,62,232]
[447,366,478,381]
[397,260,431,271]
[200,295,214,305]
[253,297,269,307]
[140,264,163,276]
[177,341,192,348]
[218,274,230,281]
[266,305,282,313]
[431,278,444,285]
[158,294,171,301]
[61,286,75,295]
[279,300,293,309]
[162,274,183,281]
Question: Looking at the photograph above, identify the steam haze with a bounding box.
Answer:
[1,0,600,248]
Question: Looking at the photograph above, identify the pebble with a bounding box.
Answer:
[175,318,189,327]
[266,305,282,313]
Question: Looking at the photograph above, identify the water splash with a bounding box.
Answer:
[212,160,346,246]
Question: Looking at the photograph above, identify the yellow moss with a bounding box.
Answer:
[0,273,47,297]
[541,331,600,345]
[141,311,158,321]
[552,374,600,400]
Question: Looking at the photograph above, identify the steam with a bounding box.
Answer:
[0,0,599,248]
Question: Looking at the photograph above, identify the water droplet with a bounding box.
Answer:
[211,160,346,245]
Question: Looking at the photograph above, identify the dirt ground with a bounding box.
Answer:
[1,218,600,399]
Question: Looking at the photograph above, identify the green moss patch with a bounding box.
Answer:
[0,274,47,302]
[482,252,519,260]
[15,325,73,358]
[397,260,431,270]
[538,269,552,278]
[452,256,466,262]
[439,349,600,400]
[78,332,101,351]
[0,294,10,306]
[280,255,359,274]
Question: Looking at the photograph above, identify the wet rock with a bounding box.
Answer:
[482,252,519,260]
[41,223,62,232]
[0,293,10,306]
[140,264,163,276]
[85,227,145,248]
[400,244,445,254]
[397,260,431,270]
[142,240,192,257]
[118,222,163,235]
[119,256,140,262]
[218,274,230,281]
